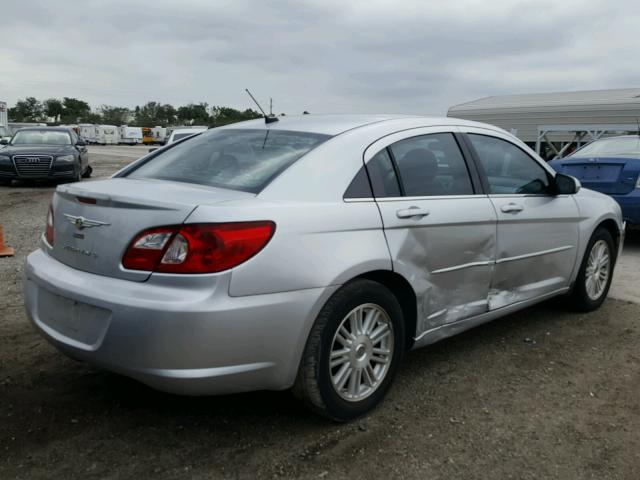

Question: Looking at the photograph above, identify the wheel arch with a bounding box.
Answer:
[351,270,418,350]
[596,218,622,253]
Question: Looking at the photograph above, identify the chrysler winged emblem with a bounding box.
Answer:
[63,213,110,230]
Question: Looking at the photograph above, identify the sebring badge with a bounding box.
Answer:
[63,213,110,230]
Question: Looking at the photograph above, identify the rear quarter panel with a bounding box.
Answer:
[185,200,391,296]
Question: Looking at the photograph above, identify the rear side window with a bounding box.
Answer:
[367,149,402,198]
[389,133,474,196]
[128,129,331,193]
[468,134,551,194]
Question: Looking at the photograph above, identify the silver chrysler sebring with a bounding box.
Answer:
[24,115,624,420]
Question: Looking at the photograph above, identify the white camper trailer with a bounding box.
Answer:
[96,125,119,145]
[79,124,97,143]
[119,126,143,145]
[0,101,10,143]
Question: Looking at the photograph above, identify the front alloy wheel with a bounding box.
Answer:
[569,227,615,311]
[585,239,611,301]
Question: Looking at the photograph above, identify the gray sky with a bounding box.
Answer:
[2,0,639,115]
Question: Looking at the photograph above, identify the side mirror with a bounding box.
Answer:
[76,139,86,146]
[555,173,581,195]
[0,139,8,145]
[148,148,158,153]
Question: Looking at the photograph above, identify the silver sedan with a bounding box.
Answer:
[24,115,624,421]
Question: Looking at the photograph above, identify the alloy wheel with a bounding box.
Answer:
[329,303,394,402]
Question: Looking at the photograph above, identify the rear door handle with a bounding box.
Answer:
[396,206,430,219]
[500,203,524,213]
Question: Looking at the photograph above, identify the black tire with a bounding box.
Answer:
[82,165,92,178]
[569,227,616,312]
[293,279,405,421]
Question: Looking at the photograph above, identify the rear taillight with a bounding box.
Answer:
[45,205,54,246]
[122,222,275,274]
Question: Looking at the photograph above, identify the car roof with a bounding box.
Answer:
[13,127,74,133]
[218,114,495,136]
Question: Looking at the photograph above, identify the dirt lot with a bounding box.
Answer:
[1,146,639,479]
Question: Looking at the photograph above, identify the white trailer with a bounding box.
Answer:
[79,124,97,143]
[118,126,143,145]
[150,126,167,144]
[0,101,10,142]
[96,125,119,145]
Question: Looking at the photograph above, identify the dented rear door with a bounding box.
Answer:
[366,128,498,335]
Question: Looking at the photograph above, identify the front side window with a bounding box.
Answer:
[389,133,474,196]
[128,129,331,193]
[468,134,551,194]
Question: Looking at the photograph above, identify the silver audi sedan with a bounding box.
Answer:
[24,115,624,420]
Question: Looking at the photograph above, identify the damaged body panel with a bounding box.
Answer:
[376,197,497,333]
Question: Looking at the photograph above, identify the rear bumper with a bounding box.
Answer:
[24,248,337,395]
[611,190,640,224]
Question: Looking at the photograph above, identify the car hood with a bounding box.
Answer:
[1,145,77,156]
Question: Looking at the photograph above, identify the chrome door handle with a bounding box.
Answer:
[396,206,430,219]
[500,203,524,213]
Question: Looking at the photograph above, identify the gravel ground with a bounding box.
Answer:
[0,146,639,479]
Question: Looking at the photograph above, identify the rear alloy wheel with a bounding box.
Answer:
[569,227,615,311]
[293,279,404,421]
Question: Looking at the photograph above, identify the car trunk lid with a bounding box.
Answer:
[559,157,636,195]
[49,178,254,281]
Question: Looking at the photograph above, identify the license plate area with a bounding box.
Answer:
[37,288,112,350]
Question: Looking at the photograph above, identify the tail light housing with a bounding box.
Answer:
[122,221,275,274]
[45,205,54,246]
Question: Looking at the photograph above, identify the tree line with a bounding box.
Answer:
[8,97,264,127]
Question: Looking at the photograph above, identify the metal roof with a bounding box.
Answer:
[449,88,640,112]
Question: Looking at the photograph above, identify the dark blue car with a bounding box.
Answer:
[550,135,640,225]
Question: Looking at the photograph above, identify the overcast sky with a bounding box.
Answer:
[2,0,639,115]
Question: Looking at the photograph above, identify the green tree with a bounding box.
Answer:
[176,103,210,125]
[61,97,91,123]
[100,105,130,125]
[44,98,64,122]
[8,97,44,122]
[210,106,262,126]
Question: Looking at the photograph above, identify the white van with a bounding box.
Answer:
[96,125,119,145]
[119,126,143,145]
[150,126,167,144]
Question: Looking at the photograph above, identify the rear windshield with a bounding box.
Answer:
[571,137,640,158]
[172,132,199,141]
[127,128,331,193]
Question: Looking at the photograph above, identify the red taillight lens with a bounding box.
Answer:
[122,222,275,274]
[45,205,54,246]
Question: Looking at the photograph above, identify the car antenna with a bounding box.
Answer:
[245,88,278,124]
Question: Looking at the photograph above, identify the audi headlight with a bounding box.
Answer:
[0,155,10,164]
[56,154,75,163]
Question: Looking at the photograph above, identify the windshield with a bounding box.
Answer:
[127,128,331,193]
[571,136,640,158]
[12,130,72,146]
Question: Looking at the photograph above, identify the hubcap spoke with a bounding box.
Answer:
[585,240,611,301]
[329,303,394,402]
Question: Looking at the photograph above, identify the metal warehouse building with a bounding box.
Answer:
[448,88,640,159]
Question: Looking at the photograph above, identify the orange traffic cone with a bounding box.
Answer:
[0,225,14,257]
